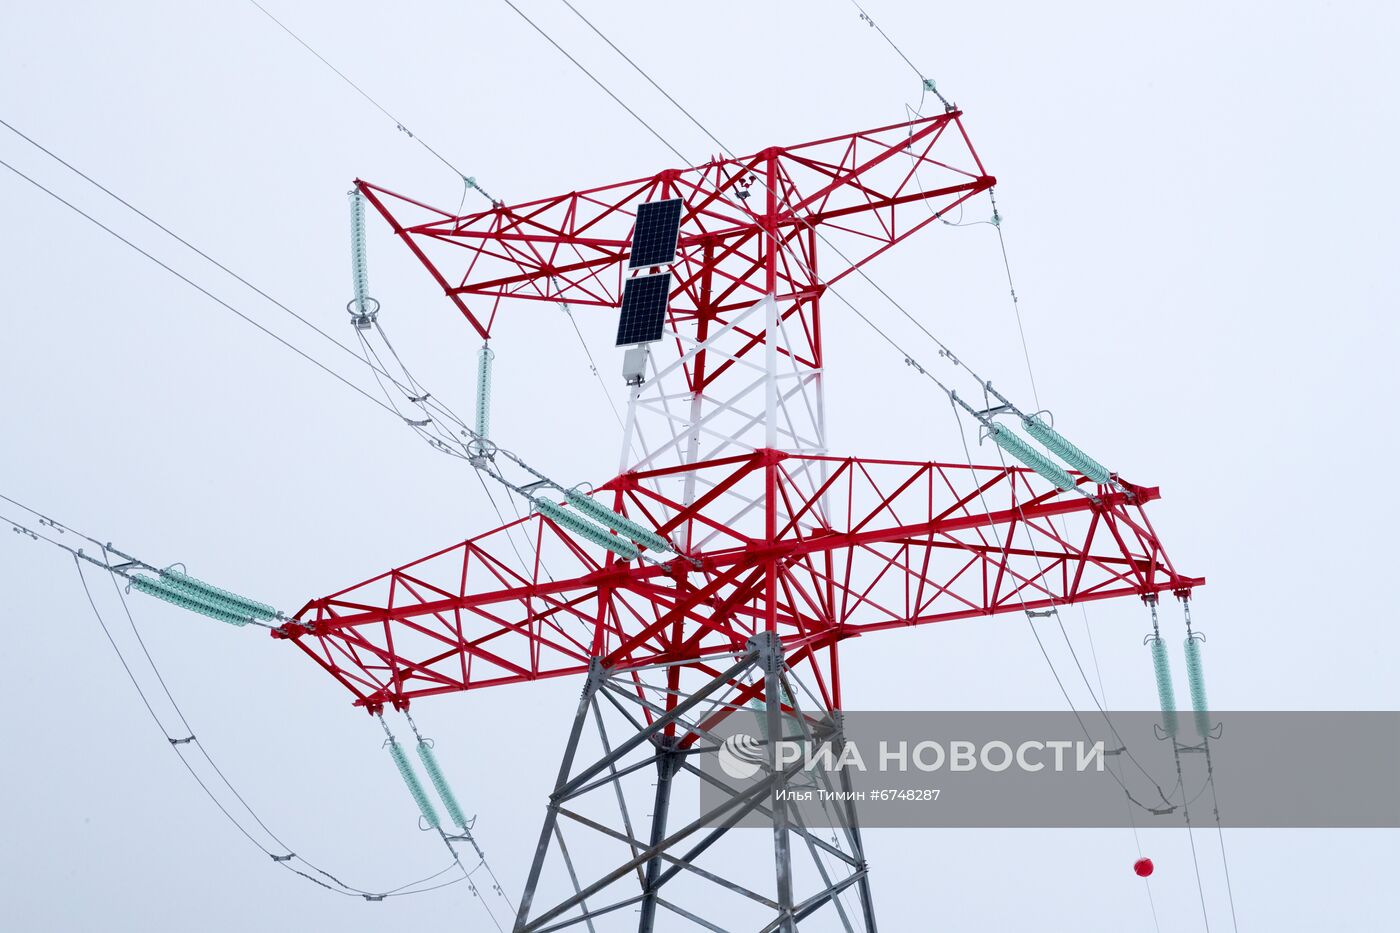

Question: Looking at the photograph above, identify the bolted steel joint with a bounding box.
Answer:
[747,631,785,673]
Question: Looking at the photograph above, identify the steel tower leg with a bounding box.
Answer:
[758,632,796,932]
[636,735,680,931]
[838,736,879,933]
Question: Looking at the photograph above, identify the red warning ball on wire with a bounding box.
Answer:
[1133,858,1155,877]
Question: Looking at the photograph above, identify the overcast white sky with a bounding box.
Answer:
[3,1,1397,930]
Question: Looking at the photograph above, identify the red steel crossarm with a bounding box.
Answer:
[278,451,1202,710]
[354,112,993,397]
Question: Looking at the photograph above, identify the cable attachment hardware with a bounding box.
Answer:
[270,853,295,862]
[462,175,498,203]
[920,76,956,113]
[168,735,195,746]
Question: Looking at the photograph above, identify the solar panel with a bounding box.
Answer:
[615,273,672,346]
[628,198,684,269]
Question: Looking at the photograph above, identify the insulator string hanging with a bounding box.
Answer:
[1183,634,1210,737]
[381,720,441,830]
[1148,636,1178,738]
[348,189,378,329]
[415,739,470,833]
[475,343,494,441]
[1146,601,1178,738]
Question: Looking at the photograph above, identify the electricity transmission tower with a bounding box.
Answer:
[277,111,1201,930]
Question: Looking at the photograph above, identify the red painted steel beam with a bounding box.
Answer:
[279,452,1202,710]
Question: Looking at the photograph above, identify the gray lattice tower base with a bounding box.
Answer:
[513,634,877,932]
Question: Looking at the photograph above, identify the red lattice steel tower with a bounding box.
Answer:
[278,111,1202,932]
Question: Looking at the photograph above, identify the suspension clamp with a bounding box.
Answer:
[346,297,380,330]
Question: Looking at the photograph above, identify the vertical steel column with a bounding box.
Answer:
[636,735,682,931]
[757,632,795,931]
[836,714,879,933]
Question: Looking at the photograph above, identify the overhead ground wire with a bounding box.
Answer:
[243,0,485,199]
[0,155,400,421]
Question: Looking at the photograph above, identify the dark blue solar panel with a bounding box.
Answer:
[615,273,672,346]
[628,198,684,269]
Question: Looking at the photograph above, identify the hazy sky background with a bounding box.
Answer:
[3,1,1397,929]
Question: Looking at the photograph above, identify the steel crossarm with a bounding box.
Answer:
[355,111,993,390]
[277,452,1202,711]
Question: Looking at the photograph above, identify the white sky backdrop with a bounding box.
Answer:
[2,0,1396,929]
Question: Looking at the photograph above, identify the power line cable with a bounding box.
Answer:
[0,124,580,541]
[243,0,487,199]
[844,0,926,85]
[0,111,518,470]
[1077,602,1163,932]
[499,0,689,165]
[228,4,630,440]
[0,155,399,420]
[68,553,465,900]
[0,117,435,404]
[0,127,550,565]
